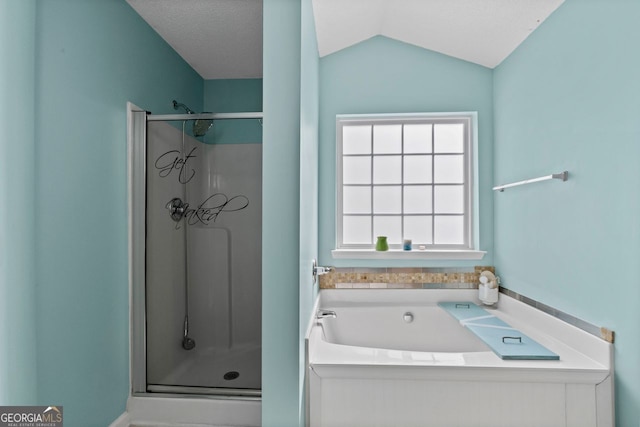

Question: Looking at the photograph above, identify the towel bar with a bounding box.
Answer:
[493,171,568,192]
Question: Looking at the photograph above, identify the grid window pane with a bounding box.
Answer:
[373,156,401,184]
[373,216,402,244]
[434,216,464,245]
[434,185,464,214]
[343,156,371,184]
[434,123,464,153]
[343,186,371,214]
[373,186,401,214]
[343,216,372,244]
[434,155,464,183]
[373,125,402,154]
[404,155,432,184]
[404,186,432,213]
[343,125,371,154]
[404,124,432,153]
[338,116,471,250]
[404,216,432,244]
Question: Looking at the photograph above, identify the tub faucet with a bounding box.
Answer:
[316,309,337,319]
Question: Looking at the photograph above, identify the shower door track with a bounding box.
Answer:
[146,384,261,398]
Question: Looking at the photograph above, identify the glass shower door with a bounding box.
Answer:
[144,118,262,395]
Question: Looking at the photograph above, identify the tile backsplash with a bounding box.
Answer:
[319,266,495,289]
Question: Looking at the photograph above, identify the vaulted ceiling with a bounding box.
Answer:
[312,0,565,68]
[126,0,565,79]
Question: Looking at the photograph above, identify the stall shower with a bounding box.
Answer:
[129,103,262,398]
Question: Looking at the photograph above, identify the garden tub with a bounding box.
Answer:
[306,289,613,427]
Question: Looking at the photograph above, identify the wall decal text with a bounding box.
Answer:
[172,193,250,229]
[154,147,198,184]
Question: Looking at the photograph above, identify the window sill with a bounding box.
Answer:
[331,249,487,260]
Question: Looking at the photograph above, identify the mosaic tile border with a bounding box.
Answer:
[318,266,495,289]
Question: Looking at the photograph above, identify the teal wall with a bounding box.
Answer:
[203,78,263,144]
[318,36,494,267]
[298,0,320,424]
[32,1,202,425]
[262,0,302,426]
[0,0,38,405]
[493,1,640,425]
[5,1,636,426]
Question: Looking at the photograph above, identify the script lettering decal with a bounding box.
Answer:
[170,193,250,229]
[154,146,198,184]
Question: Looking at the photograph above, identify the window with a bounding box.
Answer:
[335,113,482,258]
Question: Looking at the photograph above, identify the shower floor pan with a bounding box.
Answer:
[148,344,261,397]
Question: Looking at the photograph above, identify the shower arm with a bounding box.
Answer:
[172,100,195,115]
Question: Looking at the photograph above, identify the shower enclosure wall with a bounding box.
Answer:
[129,107,262,398]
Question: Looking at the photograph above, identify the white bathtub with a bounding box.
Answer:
[306,289,613,427]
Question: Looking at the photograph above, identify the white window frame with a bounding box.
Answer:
[333,112,485,260]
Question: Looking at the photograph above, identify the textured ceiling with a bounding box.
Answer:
[126,0,565,79]
[126,0,262,79]
[312,0,565,68]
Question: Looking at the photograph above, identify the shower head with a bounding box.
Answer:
[193,118,213,137]
[173,99,213,137]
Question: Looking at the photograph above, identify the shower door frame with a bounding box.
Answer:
[127,103,264,398]
[128,103,147,395]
